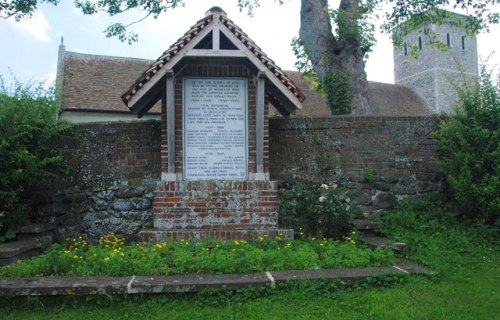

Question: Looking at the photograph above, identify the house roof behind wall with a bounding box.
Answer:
[59,51,160,114]
[285,71,430,117]
[58,51,430,117]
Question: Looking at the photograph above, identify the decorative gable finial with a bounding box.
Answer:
[206,6,226,16]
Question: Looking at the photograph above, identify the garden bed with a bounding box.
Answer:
[0,232,395,277]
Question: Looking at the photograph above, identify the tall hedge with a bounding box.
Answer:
[434,69,499,225]
[0,78,72,230]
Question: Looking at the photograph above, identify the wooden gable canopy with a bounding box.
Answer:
[121,7,305,117]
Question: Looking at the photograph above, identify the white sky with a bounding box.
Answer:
[0,0,498,88]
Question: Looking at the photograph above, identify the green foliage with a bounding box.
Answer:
[1,198,499,319]
[328,2,376,56]
[291,37,315,80]
[323,68,352,115]
[384,3,499,39]
[363,166,374,183]
[0,76,72,231]
[0,230,16,243]
[279,179,356,239]
[2,0,498,46]
[0,233,395,277]
[380,196,498,270]
[433,68,499,225]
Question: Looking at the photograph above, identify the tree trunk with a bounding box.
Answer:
[300,0,369,114]
[299,0,336,81]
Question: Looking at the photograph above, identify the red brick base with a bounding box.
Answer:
[143,180,290,241]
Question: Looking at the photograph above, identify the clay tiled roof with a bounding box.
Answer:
[283,71,430,117]
[59,50,429,117]
[366,81,430,116]
[60,52,160,113]
[60,50,429,116]
[121,7,305,108]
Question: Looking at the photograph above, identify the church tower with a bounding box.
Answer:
[393,12,479,113]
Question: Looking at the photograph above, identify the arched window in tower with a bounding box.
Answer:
[446,33,451,48]
[404,43,408,56]
[461,36,466,50]
[418,36,422,50]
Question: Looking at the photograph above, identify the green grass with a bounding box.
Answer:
[1,198,499,319]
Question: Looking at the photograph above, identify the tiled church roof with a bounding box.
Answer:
[58,51,429,117]
[60,51,159,114]
[285,71,430,117]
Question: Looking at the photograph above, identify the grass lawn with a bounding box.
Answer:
[1,200,499,319]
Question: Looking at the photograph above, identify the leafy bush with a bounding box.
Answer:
[433,68,499,225]
[279,179,356,239]
[0,76,72,231]
[0,233,395,277]
[380,197,498,271]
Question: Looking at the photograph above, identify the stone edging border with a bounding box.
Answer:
[0,259,435,297]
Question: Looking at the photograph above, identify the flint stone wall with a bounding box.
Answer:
[37,121,161,241]
[39,116,440,240]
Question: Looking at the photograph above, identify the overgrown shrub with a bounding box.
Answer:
[380,196,498,270]
[0,76,72,232]
[433,68,499,225]
[279,179,356,239]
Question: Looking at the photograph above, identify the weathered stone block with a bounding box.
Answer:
[348,189,372,206]
[112,200,133,211]
[373,192,398,210]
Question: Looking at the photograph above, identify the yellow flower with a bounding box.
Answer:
[120,252,125,257]
[104,257,110,261]
[73,255,78,259]
[63,250,70,254]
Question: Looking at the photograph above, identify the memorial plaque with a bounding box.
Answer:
[183,78,248,180]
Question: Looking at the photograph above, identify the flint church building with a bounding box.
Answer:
[54,7,478,241]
